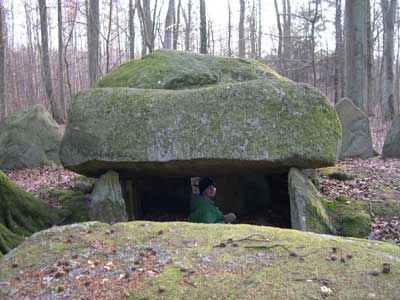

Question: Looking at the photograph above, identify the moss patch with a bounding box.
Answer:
[322,195,372,238]
[1,222,399,300]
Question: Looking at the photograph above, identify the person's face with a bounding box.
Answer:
[203,185,216,198]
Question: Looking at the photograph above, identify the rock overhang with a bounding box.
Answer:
[60,51,341,178]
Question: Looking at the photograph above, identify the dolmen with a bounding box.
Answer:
[60,50,342,232]
[383,114,400,158]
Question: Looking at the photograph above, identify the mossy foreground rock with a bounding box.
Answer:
[0,171,68,255]
[383,114,400,158]
[1,222,399,299]
[0,104,63,170]
[61,50,341,177]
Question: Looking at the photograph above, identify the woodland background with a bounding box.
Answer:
[0,0,399,151]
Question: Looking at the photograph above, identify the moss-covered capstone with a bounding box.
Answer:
[382,114,400,158]
[60,51,341,177]
[0,170,68,255]
[335,98,373,160]
[0,104,63,170]
[288,168,336,234]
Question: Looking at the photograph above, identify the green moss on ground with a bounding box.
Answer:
[36,188,89,223]
[0,171,69,255]
[1,222,399,300]
[322,195,372,238]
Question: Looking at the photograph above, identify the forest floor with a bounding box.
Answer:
[4,157,400,245]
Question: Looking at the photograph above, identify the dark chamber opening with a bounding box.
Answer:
[129,173,291,229]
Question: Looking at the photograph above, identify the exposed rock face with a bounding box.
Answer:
[89,170,128,223]
[383,114,400,158]
[60,50,341,177]
[0,104,63,170]
[335,98,373,160]
[288,168,336,234]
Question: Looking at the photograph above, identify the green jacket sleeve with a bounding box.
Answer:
[189,196,224,224]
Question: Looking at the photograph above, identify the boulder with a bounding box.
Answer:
[335,98,373,160]
[89,170,128,223]
[0,104,63,170]
[288,168,335,234]
[382,114,400,158]
[60,50,341,177]
[0,170,68,255]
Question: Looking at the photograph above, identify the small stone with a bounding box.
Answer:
[158,285,166,293]
[11,263,18,268]
[87,229,92,234]
[84,281,91,286]
[367,293,376,299]
[180,267,188,273]
[72,254,78,259]
[330,255,337,261]
[320,285,333,297]
[124,272,130,279]
[340,257,346,263]
[331,247,337,253]
[369,270,380,277]
[382,263,390,274]
[55,271,65,279]
[346,253,353,259]
[57,286,64,293]
[110,229,115,234]
[158,230,164,235]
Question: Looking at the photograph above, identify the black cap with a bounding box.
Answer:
[199,177,216,195]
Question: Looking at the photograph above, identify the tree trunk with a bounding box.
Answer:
[0,3,5,119]
[164,0,175,49]
[334,0,343,103]
[238,0,245,57]
[173,0,181,50]
[344,0,367,111]
[274,0,283,72]
[381,0,396,120]
[129,0,136,59]
[39,0,62,123]
[366,0,374,115]
[57,0,66,122]
[199,0,207,54]
[257,0,262,59]
[106,0,113,73]
[136,0,154,55]
[228,0,232,56]
[182,0,192,51]
[87,0,100,87]
[250,0,256,58]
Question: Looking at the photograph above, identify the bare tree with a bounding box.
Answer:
[87,0,100,86]
[164,0,175,49]
[274,0,283,71]
[257,0,262,59]
[57,0,66,122]
[345,0,367,111]
[136,0,154,54]
[0,1,5,118]
[199,0,207,54]
[228,0,232,56]
[238,0,245,57]
[173,0,181,50]
[381,0,397,120]
[129,0,136,59]
[106,0,113,72]
[182,0,192,51]
[39,0,64,123]
[334,0,343,103]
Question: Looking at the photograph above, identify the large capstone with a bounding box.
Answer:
[60,50,341,177]
[335,98,373,160]
[288,168,335,234]
[0,104,63,170]
[383,114,400,158]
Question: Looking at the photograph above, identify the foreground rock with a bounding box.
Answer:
[89,171,128,223]
[0,104,63,170]
[0,222,399,299]
[383,114,400,158]
[0,171,68,255]
[61,50,341,177]
[335,98,373,160]
[289,168,335,234]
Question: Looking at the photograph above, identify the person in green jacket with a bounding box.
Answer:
[189,177,236,224]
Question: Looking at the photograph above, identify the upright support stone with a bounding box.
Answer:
[383,114,400,157]
[89,170,128,223]
[288,168,335,234]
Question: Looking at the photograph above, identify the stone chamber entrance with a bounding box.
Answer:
[121,173,291,228]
